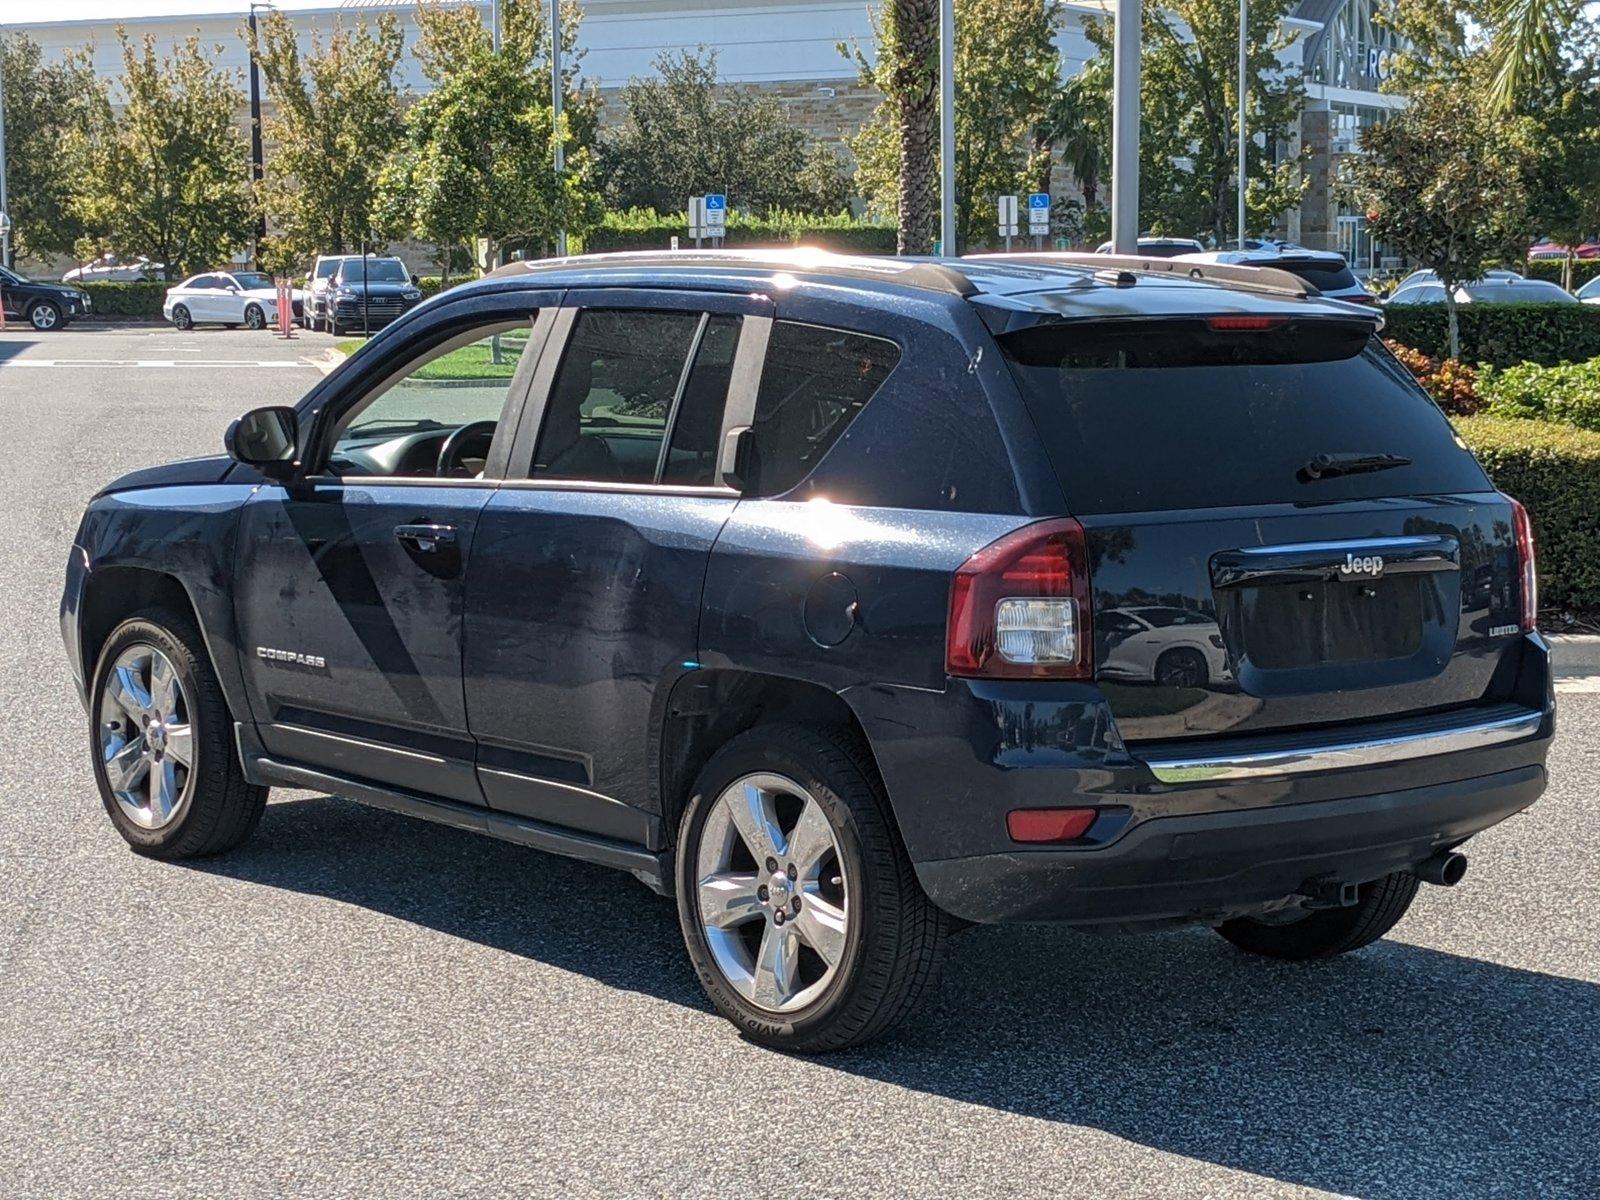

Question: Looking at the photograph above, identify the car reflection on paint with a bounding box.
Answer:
[1096,606,1232,688]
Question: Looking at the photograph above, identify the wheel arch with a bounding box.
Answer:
[656,669,900,852]
[80,566,204,683]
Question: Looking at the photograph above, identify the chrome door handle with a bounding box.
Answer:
[394,523,457,553]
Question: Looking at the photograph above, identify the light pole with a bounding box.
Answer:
[247,1,273,255]
[551,0,566,256]
[939,0,956,256]
[1111,0,1142,254]
[1237,0,1247,249]
[0,23,11,269]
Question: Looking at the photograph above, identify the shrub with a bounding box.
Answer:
[581,208,898,255]
[1382,302,1600,367]
[1524,259,1600,289]
[1456,415,1600,612]
[1383,339,1481,415]
[80,280,168,318]
[1479,359,1600,431]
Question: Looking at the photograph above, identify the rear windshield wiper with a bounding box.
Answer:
[1299,452,1412,482]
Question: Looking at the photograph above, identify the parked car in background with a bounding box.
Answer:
[304,254,360,329]
[162,271,281,330]
[0,263,91,330]
[61,249,1552,1051]
[1394,268,1523,293]
[1528,240,1600,261]
[63,254,164,284]
[1095,237,1206,258]
[322,256,424,334]
[1578,277,1600,304]
[1176,248,1376,305]
[1097,606,1232,687]
[1386,278,1578,306]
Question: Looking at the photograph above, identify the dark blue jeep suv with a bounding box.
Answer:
[61,250,1553,1051]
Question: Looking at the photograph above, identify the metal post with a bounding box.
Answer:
[1111,0,1141,254]
[361,245,369,339]
[247,4,268,252]
[938,0,956,256]
[491,0,500,51]
[551,0,566,256]
[0,32,10,270]
[1237,0,1247,249]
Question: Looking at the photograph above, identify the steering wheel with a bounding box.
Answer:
[435,420,499,478]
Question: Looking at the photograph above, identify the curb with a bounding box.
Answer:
[1548,633,1600,674]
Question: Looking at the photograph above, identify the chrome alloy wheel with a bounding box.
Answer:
[97,644,194,830]
[695,773,851,1013]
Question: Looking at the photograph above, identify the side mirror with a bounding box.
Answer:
[225,406,299,478]
[410,273,420,286]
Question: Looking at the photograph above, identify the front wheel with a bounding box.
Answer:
[29,300,62,331]
[171,305,192,330]
[244,303,266,330]
[676,723,948,1053]
[1215,872,1420,960]
[88,608,267,859]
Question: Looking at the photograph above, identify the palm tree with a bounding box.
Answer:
[1485,0,1582,112]
[891,0,940,254]
[1044,74,1108,226]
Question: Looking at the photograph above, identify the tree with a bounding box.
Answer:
[1044,69,1110,241]
[250,11,405,265]
[1077,0,1306,242]
[1484,0,1584,111]
[377,0,601,273]
[598,48,847,216]
[1345,84,1534,359]
[69,30,255,279]
[0,34,97,264]
[851,0,1061,251]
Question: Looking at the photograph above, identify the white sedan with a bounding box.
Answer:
[64,254,164,283]
[162,271,281,330]
[1097,606,1233,688]
[1578,277,1600,305]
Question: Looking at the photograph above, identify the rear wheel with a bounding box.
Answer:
[1216,872,1419,959]
[676,723,948,1052]
[89,608,267,859]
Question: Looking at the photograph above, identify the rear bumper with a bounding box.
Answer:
[915,762,1545,924]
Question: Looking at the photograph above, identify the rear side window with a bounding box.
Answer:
[1000,322,1490,514]
[531,309,741,486]
[747,321,900,497]
[1279,260,1359,292]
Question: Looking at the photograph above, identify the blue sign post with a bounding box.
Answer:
[1027,192,1051,246]
[705,193,727,242]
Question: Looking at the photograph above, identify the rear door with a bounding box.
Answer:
[998,317,1526,743]
[462,289,772,845]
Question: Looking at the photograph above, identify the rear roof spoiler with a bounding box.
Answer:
[965,252,1317,300]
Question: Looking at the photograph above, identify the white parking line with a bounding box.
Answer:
[1,358,312,368]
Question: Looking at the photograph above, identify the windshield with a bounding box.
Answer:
[233,272,272,290]
[314,259,347,279]
[340,259,409,283]
[1000,322,1489,513]
[1277,260,1360,292]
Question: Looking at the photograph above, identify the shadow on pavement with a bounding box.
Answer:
[0,338,36,362]
[200,792,1599,1200]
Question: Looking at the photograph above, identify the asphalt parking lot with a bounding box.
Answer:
[1,325,1596,1199]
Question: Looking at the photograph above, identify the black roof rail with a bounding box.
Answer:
[487,248,979,297]
[963,252,1317,299]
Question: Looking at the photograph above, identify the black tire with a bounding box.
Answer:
[29,299,62,331]
[171,304,192,330]
[244,303,265,330]
[1216,872,1420,960]
[88,607,267,859]
[1154,646,1209,688]
[675,723,948,1053]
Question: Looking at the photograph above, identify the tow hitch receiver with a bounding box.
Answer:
[1298,876,1361,909]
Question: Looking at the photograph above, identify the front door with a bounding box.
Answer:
[234,307,549,803]
[463,289,772,845]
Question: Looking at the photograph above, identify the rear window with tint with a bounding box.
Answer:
[1000,322,1490,514]
[1278,260,1359,292]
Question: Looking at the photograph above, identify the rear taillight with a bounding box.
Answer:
[1510,496,1538,631]
[947,518,1093,679]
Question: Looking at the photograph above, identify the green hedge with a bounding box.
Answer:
[1382,302,1600,367]
[581,208,898,255]
[1479,359,1600,431]
[1524,259,1600,288]
[1457,415,1600,611]
[80,280,168,318]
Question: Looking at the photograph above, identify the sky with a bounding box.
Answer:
[0,1,366,24]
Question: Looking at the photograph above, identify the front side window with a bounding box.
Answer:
[327,320,533,479]
[745,321,900,498]
[531,309,742,486]
[233,271,273,291]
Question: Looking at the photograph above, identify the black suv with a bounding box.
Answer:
[60,251,1553,1051]
[1,263,91,330]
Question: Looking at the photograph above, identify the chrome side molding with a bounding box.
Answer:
[1141,707,1545,784]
